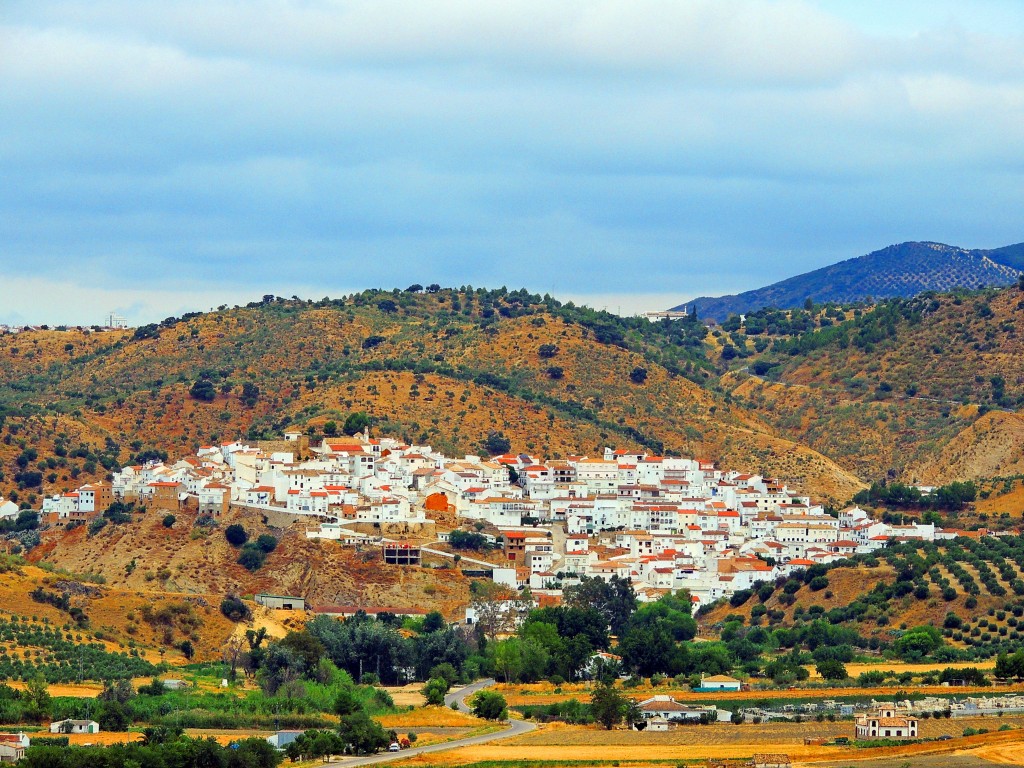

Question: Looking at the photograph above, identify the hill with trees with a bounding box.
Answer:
[0,281,1023,515]
[678,241,1023,321]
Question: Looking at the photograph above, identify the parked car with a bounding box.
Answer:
[389,743,401,752]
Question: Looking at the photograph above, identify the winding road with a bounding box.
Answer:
[324,679,536,767]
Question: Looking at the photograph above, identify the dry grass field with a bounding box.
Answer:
[837,660,998,677]
[377,706,486,728]
[395,720,1024,767]
[496,682,1024,708]
[383,684,429,708]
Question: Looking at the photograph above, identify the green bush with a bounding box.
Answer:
[224,524,248,547]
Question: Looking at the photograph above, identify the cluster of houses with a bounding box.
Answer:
[35,430,958,609]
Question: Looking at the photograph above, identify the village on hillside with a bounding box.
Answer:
[19,429,964,613]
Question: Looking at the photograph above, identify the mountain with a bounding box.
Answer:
[676,241,1023,321]
[724,286,1024,485]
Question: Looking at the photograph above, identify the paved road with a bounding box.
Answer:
[323,679,535,767]
[444,677,495,712]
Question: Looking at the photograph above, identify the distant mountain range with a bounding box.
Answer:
[675,241,1024,321]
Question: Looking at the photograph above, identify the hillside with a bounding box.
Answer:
[0,289,864,505]
[28,504,471,621]
[1,282,1024,516]
[701,536,1024,663]
[678,241,1023,321]
[721,287,1024,484]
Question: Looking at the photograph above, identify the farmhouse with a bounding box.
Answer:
[0,733,29,763]
[636,695,709,722]
[855,706,919,740]
[49,719,99,734]
[695,674,742,691]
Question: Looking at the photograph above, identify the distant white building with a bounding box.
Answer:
[49,719,99,734]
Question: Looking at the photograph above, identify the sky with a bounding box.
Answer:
[2,1,1023,325]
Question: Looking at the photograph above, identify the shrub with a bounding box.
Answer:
[629,367,648,384]
[729,589,753,607]
[220,595,251,622]
[161,514,176,528]
[809,576,829,592]
[237,545,266,572]
[188,378,216,402]
[224,524,248,547]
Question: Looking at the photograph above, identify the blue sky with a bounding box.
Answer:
[2,1,1022,324]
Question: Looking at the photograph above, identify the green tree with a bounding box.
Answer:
[189,378,217,402]
[480,431,512,456]
[24,673,51,722]
[894,625,943,661]
[220,595,251,622]
[590,681,627,730]
[240,381,260,407]
[343,412,371,435]
[98,699,131,731]
[338,711,391,754]
[816,659,848,680]
[333,686,362,716]
[564,576,637,636]
[237,545,266,571]
[470,690,507,720]
[422,677,449,706]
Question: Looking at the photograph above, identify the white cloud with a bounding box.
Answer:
[1,1,1022,323]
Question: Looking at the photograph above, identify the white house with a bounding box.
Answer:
[695,674,742,691]
[855,707,919,740]
[49,719,99,734]
[0,732,28,762]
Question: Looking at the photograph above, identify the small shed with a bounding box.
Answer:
[267,731,303,749]
[753,755,792,768]
[644,717,670,732]
[255,593,306,611]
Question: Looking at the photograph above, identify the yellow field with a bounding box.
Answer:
[971,741,1024,764]
[498,682,1024,707]
[397,722,1024,767]
[378,706,485,728]
[66,731,141,745]
[9,681,103,698]
[383,683,428,708]
[831,659,998,677]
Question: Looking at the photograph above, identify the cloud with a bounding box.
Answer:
[1,1,1023,324]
